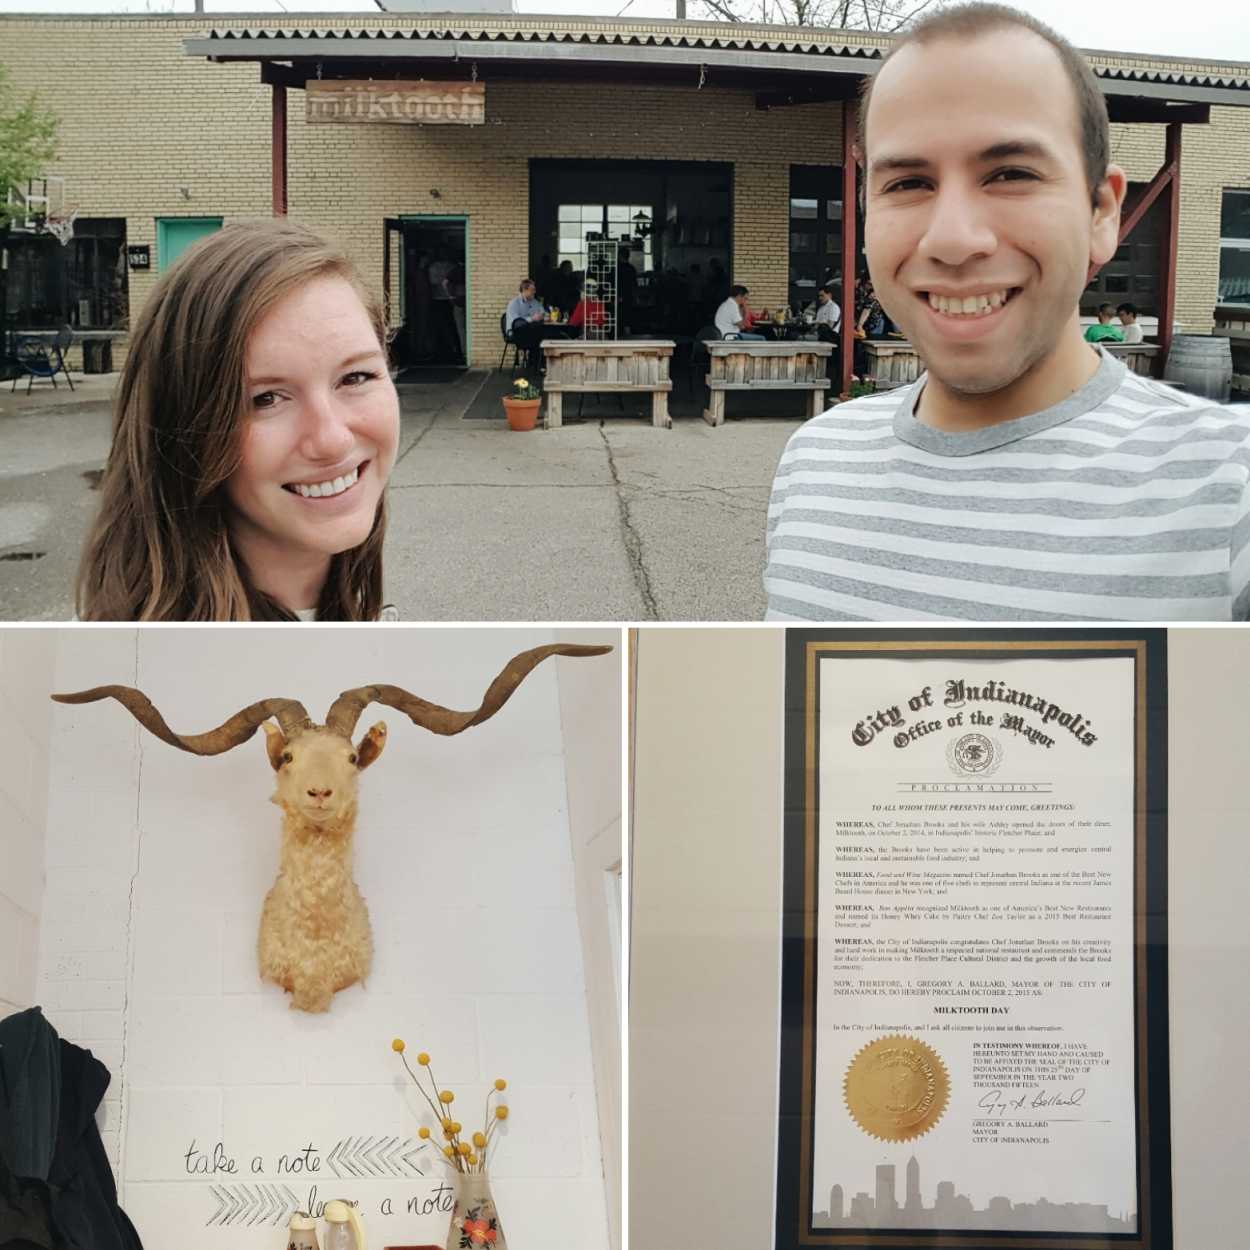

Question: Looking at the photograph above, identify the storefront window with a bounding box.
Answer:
[1219,188,1250,306]
[789,166,842,312]
[557,203,653,272]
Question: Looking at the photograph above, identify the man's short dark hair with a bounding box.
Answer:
[819,284,834,296]
[857,2,1110,210]
[519,277,535,291]
[730,284,749,298]
[1117,302,1138,316]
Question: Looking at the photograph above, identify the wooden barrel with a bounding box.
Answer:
[1164,335,1233,402]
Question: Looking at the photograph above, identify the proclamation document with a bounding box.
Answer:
[776,632,1171,1250]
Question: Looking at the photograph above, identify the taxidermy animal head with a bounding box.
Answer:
[52,643,612,1012]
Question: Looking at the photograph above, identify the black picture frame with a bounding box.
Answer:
[777,628,1171,1250]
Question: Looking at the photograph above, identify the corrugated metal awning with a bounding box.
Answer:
[184,18,1250,106]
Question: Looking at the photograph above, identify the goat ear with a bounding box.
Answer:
[356,721,387,771]
[262,722,287,772]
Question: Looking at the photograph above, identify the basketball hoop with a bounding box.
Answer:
[42,211,77,246]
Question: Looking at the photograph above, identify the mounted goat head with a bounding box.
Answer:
[52,643,612,1013]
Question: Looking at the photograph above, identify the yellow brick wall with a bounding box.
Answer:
[3,14,1248,367]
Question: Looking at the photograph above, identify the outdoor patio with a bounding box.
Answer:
[0,368,804,622]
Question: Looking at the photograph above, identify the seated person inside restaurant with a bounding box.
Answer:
[505,277,547,363]
[1117,302,1144,343]
[715,285,765,340]
[813,284,842,342]
[569,283,608,331]
[1083,302,1125,343]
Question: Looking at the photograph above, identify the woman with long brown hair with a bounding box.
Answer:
[77,220,400,620]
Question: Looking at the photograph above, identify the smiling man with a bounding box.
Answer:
[765,2,1250,621]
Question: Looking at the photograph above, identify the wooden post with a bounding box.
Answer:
[1156,121,1182,377]
[841,94,860,399]
[545,391,563,429]
[272,82,288,217]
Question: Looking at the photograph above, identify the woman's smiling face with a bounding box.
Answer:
[225,274,399,575]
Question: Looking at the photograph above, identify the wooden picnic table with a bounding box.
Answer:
[703,340,832,426]
[541,339,675,429]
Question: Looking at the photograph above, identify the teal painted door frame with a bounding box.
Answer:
[400,214,471,365]
[155,216,223,272]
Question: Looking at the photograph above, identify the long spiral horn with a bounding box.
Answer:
[50,686,312,754]
[323,643,613,739]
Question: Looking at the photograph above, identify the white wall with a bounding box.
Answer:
[630,627,1250,1250]
[24,626,617,1250]
[0,629,56,1016]
[556,626,623,1250]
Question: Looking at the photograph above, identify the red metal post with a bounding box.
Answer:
[841,95,859,398]
[1155,121,1182,376]
[272,82,288,217]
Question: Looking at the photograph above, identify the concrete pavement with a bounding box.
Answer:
[0,368,800,621]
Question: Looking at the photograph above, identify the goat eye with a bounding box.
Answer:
[281,751,292,764]
[349,753,358,765]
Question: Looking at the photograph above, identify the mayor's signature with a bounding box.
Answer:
[977,1087,1087,1118]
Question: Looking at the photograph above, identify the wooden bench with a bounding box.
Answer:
[541,340,675,429]
[702,340,832,426]
[861,338,922,387]
[1102,342,1162,376]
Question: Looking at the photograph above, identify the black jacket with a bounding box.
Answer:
[0,1007,143,1250]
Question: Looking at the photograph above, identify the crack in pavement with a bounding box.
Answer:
[599,425,659,620]
[388,481,608,491]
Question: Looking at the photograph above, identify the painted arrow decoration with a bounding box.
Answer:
[327,1135,428,1179]
[206,1183,301,1227]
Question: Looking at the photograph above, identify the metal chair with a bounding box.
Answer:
[498,313,523,375]
[10,329,75,394]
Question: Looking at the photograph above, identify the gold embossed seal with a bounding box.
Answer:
[843,1034,949,1142]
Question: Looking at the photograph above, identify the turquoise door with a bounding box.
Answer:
[157,217,223,271]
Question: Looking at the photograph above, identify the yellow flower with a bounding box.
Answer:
[442,1117,454,1131]
[494,1079,507,1091]
[443,1145,454,1158]
[451,1121,462,1134]
[443,1127,455,1140]
[458,1142,471,1156]
[417,1052,430,1066]
[468,1153,478,1165]
[495,1106,509,1121]
[391,1038,405,1053]
[439,1090,455,1104]
[516,377,528,387]
[418,1127,431,1140]
[472,1132,486,1148]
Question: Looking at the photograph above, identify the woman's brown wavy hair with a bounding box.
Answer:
[76,219,390,621]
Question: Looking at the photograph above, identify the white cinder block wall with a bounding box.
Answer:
[0,630,56,1016]
[28,626,615,1249]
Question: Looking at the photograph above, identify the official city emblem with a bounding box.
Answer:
[946,731,1002,777]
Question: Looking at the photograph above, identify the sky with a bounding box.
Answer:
[1,0,1249,65]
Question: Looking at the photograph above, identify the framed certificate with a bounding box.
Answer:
[777,629,1171,1250]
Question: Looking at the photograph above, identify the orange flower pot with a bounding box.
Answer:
[502,397,540,431]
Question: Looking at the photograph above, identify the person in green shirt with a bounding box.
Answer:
[1083,302,1125,343]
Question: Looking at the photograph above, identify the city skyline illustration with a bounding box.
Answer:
[814,1156,1137,1233]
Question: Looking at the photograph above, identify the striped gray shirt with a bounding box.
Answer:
[765,350,1250,621]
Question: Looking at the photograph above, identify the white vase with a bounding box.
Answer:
[446,1171,506,1249]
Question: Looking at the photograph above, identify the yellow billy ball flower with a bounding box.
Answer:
[473,1132,486,1148]
[495,1105,509,1121]
[442,1117,454,1131]
[458,1142,471,1156]
[439,1090,455,1104]
[417,1052,430,1066]
[468,1153,478,1165]
[443,1146,454,1159]
[418,1127,431,1140]
[391,1038,405,1053]
[451,1122,462,1134]
[443,1127,455,1140]
[494,1079,507,1091]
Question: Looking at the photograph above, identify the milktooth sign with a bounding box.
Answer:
[307,81,485,125]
